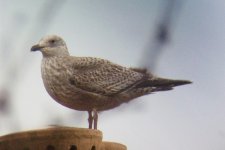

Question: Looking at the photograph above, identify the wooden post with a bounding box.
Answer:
[0,126,127,150]
[101,142,127,150]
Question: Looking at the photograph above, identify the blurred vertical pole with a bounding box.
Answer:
[0,89,10,115]
[0,0,67,133]
[3,0,66,88]
[140,0,184,71]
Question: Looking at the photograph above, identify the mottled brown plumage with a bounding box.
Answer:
[31,35,191,129]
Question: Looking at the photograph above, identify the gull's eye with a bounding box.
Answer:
[49,39,56,44]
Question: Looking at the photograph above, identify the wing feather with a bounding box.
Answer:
[69,57,144,96]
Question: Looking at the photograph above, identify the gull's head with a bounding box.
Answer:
[31,35,69,57]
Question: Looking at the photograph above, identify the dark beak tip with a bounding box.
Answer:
[31,44,42,52]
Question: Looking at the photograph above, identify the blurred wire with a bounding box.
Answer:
[140,0,184,71]
[30,0,66,36]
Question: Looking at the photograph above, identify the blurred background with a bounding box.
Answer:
[0,0,225,150]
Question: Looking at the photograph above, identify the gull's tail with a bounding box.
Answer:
[135,77,192,92]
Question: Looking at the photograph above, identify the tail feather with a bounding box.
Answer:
[150,77,192,87]
[135,77,192,91]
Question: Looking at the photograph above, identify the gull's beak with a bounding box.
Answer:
[31,44,44,52]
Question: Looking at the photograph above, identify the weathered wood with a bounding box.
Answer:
[101,142,127,150]
[0,126,126,150]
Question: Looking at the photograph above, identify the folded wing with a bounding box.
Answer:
[69,57,145,96]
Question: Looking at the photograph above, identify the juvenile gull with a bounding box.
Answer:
[31,35,191,129]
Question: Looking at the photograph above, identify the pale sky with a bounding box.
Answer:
[0,0,225,150]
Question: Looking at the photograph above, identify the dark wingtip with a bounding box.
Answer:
[150,79,192,92]
[135,77,192,89]
[174,80,192,86]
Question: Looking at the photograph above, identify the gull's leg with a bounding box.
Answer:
[93,108,98,130]
[88,110,93,129]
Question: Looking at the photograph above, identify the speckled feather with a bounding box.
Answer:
[32,35,191,111]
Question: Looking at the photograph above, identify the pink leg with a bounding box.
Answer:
[93,108,98,130]
[88,110,93,129]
